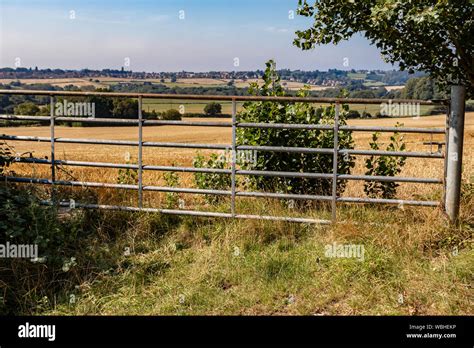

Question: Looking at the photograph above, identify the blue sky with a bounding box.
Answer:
[0,0,395,72]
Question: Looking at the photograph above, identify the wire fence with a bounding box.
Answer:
[0,89,447,224]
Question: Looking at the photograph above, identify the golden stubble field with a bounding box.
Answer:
[0,77,331,91]
[2,112,473,212]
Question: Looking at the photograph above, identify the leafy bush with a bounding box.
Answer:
[117,156,138,185]
[204,102,222,116]
[0,182,94,314]
[364,125,407,199]
[0,140,91,312]
[193,152,231,203]
[160,109,182,121]
[163,169,180,209]
[236,60,355,196]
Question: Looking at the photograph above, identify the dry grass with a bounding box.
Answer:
[37,191,472,315]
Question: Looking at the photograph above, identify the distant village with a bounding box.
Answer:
[0,67,418,87]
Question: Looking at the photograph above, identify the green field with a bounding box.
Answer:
[347,72,367,80]
[141,98,436,117]
[141,99,245,114]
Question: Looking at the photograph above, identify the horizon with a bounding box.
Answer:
[0,0,396,72]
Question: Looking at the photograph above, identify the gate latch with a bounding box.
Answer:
[423,141,445,154]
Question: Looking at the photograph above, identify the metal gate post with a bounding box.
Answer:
[442,104,450,206]
[138,96,143,208]
[50,95,55,203]
[231,99,237,217]
[445,85,466,222]
[331,103,340,222]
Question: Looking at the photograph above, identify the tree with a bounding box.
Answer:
[400,76,445,100]
[294,1,474,96]
[87,95,113,118]
[14,102,40,115]
[112,98,138,118]
[204,102,222,116]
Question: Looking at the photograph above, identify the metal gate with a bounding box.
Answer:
[0,89,451,224]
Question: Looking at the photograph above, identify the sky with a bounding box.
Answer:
[0,0,395,72]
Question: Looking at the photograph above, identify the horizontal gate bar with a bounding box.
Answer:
[0,135,230,150]
[0,115,231,127]
[145,165,229,174]
[5,176,438,207]
[0,115,140,124]
[237,170,332,179]
[11,158,442,183]
[13,158,232,174]
[4,176,229,195]
[23,157,138,169]
[0,134,137,146]
[42,201,331,224]
[144,142,231,150]
[144,120,232,127]
[338,174,442,184]
[238,145,442,158]
[2,135,441,158]
[237,123,445,134]
[236,191,333,201]
[339,125,445,134]
[0,89,445,105]
[338,197,440,206]
[237,122,333,130]
[0,116,445,134]
[237,145,333,154]
[340,149,444,158]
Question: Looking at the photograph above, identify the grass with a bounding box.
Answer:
[36,192,473,315]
